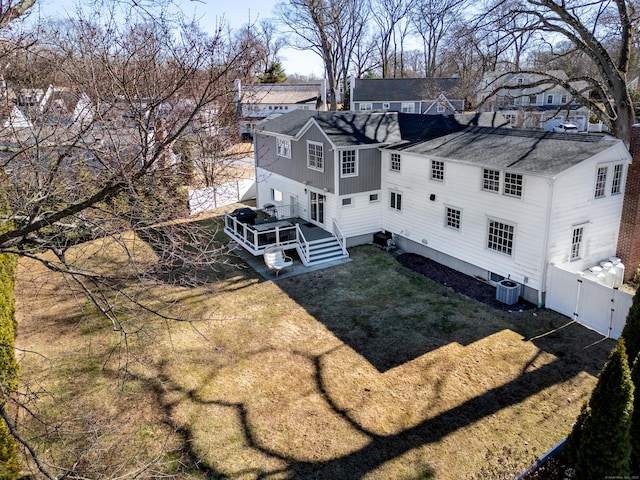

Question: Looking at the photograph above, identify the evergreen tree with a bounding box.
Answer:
[0,178,19,477]
[621,289,640,365]
[631,352,640,476]
[258,61,287,83]
[561,340,634,479]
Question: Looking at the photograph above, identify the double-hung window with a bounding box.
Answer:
[594,166,608,198]
[307,141,324,171]
[390,153,401,172]
[570,227,583,261]
[401,102,415,113]
[483,169,500,192]
[503,173,523,197]
[446,207,461,230]
[340,150,358,177]
[390,191,402,211]
[431,160,444,182]
[611,164,624,195]
[276,137,291,158]
[487,219,515,256]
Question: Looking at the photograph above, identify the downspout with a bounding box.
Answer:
[538,176,555,308]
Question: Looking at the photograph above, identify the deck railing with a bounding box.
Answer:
[224,213,305,256]
[332,219,348,256]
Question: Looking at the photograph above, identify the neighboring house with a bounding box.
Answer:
[228,109,631,309]
[350,77,464,114]
[234,79,327,139]
[477,70,593,132]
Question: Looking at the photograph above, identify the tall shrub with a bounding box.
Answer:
[631,352,640,476]
[621,289,640,364]
[561,340,634,479]
[0,177,19,476]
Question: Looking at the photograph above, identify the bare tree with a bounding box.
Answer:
[276,0,367,110]
[0,1,261,476]
[370,0,412,78]
[412,0,469,77]
[477,0,640,143]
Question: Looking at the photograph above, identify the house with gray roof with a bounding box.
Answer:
[350,77,464,114]
[477,70,594,132]
[234,80,327,139]
[224,110,630,307]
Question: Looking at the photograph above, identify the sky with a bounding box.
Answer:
[35,0,325,78]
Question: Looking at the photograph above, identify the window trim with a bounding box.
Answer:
[307,140,324,172]
[390,152,401,172]
[503,172,523,198]
[369,193,379,203]
[445,206,461,230]
[594,165,608,198]
[401,102,415,113]
[276,137,291,158]
[341,197,353,207]
[431,159,445,182]
[611,163,624,195]
[359,102,372,111]
[340,149,358,178]
[390,190,403,211]
[482,168,500,193]
[487,218,515,256]
[570,226,584,261]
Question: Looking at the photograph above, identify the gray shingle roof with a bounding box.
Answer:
[391,127,618,176]
[353,77,462,102]
[256,110,618,176]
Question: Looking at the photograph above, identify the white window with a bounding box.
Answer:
[382,102,390,110]
[431,160,444,182]
[436,104,445,113]
[340,150,358,177]
[390,153,401,172]
[503,172,523,197]
[401,102,415,113]
[270,188,283,202]
[612,164,624,195]
[369,193,379,202]
[342,197,352,207]
[546,94,554,104]
[488,219,515,256]
[570,226,583,261]
[594,166,608,198]
[483,168,500,193]
[276,137,291,158]
[390,191,402,211]
[529,95,537,104]
[446,207,461,230]
[561,94,568,104]
[359,103,372,111]
[307,141,324,171]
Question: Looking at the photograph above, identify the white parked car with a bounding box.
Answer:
[553,123,578,133]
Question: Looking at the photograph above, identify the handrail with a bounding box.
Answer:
[294,224,310,265]
[332,219,348,255]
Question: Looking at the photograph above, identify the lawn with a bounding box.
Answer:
[13,219,615,479]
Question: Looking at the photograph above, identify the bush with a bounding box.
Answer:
[622,288,640,366]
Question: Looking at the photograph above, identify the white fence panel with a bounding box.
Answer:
[188,179,256,215]
[546,265,633,339]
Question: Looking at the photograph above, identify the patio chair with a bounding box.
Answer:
[263,245,293,277]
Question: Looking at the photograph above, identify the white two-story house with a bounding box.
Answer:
[225,110,630,307]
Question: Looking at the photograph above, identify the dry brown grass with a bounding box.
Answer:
[14,227,615,479]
